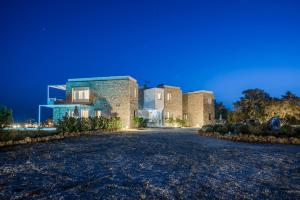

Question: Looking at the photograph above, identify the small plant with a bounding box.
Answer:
[134,117,148,128]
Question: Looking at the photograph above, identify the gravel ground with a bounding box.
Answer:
[0,128,299,200]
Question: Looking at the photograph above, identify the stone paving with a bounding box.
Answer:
[0,128,299,199]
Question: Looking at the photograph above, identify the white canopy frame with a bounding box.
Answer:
[38,104,92,126]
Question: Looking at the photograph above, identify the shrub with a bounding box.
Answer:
[175,118,187,127]
[134,117,148,128]
[201,125,214,133]
[215,125,228,135]
[56,116,122,133]
[0,130,57,142]
[294,127,300,138]
[236,124,251,134]
[279,125,294,137]
[226,123,236,133]
[0,106,13,129]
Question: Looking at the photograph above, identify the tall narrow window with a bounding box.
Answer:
[72,87,90,102]
[81,109,89,118]
[134,88,137,98]
[184,114,188,120]
[208,113,212,120]
[166,112,170,119]
[95,110,101,117]
[207,97,212,104]
[167,93,171,101]
[157,93,162,100]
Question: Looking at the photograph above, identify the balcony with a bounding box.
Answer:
[47,85,66,105]
[47,98,66,105]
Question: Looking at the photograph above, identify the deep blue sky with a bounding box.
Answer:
[0,0,300,121]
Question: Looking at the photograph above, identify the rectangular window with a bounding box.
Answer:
[167,93,171,101]
[209,113,212,120]
[81,109,89,118]
[72,87,90,102]
[184,114,188,120]
[95,110,101,117]
[207,97,212,104]
[166,112,170,119]
[157,93,162,100]
[134,88,137,98]
[68,110,74,117]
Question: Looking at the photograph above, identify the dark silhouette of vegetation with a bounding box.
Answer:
[0,130,57,142]
[0,106,13,129]
[228,89,300,124]
[215,101,229,121]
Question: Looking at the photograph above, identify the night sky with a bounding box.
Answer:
[0,0,300,122]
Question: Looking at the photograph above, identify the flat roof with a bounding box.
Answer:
[68,76,137,82]
[184,90,214,94]
[157,84,181,89]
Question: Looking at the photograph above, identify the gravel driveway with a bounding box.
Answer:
[0,128,299,199]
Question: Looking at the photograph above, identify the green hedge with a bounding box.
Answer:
[56,116,122,133]
[201,123,300,138]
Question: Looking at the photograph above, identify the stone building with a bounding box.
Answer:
[183,91,215,127]
[39,75,214,128]
[39,76,138,128]
[157,85,183,122]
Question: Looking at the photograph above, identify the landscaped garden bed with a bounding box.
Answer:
[198,124,300,144]
[0,116,123,147]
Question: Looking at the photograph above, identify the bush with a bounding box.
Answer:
[56,116,122,133]
[279,125,295,137]
[201,125,214,133]
[175,118,187,127]
[134,117,148,128]
[0,130,57,142]
[0,106,13,129]
[235,124,251,134]
[215,125,228,135]
[294,127,300,138]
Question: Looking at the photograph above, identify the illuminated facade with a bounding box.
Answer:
[39,76,215,128]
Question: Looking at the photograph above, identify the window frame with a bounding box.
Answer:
[72,87,90,102]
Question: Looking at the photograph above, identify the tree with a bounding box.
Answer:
[0,106,13,129]
[233,88,271,121]
[282,91,300,104]
[215,101,228,120]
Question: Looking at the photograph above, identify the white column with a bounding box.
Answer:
[47,86,49,103]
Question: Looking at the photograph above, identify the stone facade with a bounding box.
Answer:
[183,91,215,127]
[44,76,215,128]
[53,76,138,128]
[158,85,183,121]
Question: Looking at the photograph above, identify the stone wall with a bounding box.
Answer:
[62,77,138,128]
[159,86,182,121]
[183,91,215,127]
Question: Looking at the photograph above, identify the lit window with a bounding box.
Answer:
[134,88,137,98]
[81,109,89,118]
[72,87,90,102]
[208,97,212,104]
[95,110,101,117]
[157,93,162,100]
[166,112,170,119]
[167,93,171,101]
[68,110,74,117]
